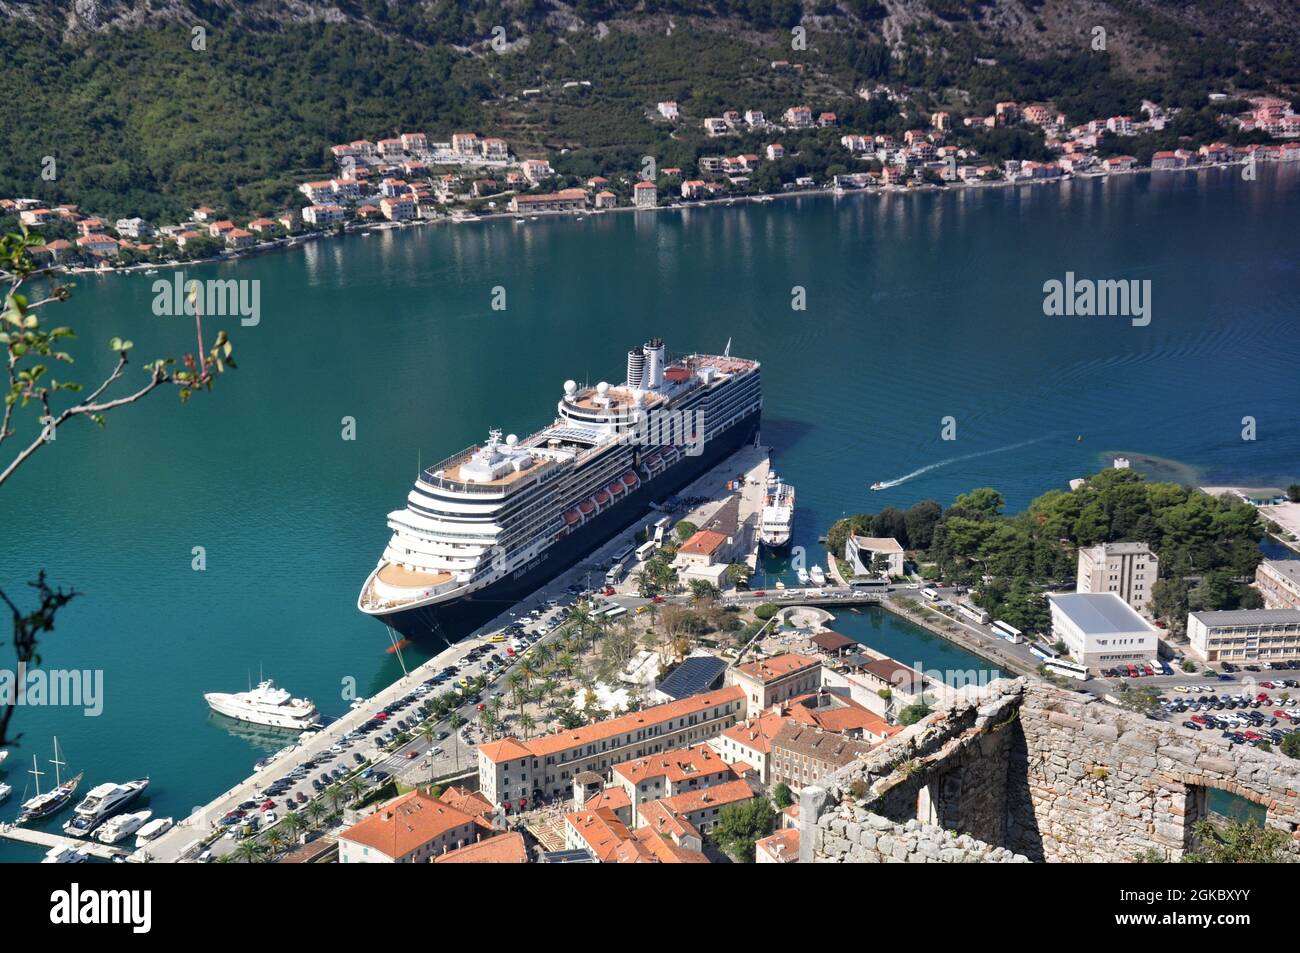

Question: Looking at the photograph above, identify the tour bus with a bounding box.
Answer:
[991,620,1025,644]
[605,563,626,587]
[1044,657,1089,681]
[850,576,890,590]
[1030,641,1061,662]
[921,587,940,602]
[635,540,657,562]
[956,602,991,625]
[652,517,670,545]
[602,604,628,619]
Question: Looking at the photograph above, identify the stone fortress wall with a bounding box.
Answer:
[802,678,1300,862]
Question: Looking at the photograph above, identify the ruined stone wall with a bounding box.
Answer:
[808,677,1300,863]
[1014,684,1300,862]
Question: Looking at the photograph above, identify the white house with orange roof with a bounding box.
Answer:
[338,790,479,864]
[636,778,758,836]
[725,653,822,718]
[714,709,790,782]
[610,743,741,810]
[755,827,800,863]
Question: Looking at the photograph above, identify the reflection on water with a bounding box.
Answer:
[205,711,303,754]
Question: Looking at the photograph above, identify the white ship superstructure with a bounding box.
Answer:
[759,473,795,547]
[64,777,149,835]
[204,679,320,731]
[358,338,762,637]
[97,809,152,844]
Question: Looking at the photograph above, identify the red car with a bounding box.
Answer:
[1261,681,1276,689]
[1142,665,1154,676]
[1275,710,1289,719]
[259,799,275,812]
[476,703,486,712]
[603,587,616,596]
[1257,693,1270,703]
[652,595,665,604]
[752,590,766,597]
[374,712,389,721]
[404,751,417,759]
[1125,664,1139,677]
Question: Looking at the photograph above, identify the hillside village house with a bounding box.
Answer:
[633,181,657,208]
[509,188,588,214]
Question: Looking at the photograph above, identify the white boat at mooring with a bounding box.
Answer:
[205,678,320,731]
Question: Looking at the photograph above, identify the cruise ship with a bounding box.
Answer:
[359,338,762,638]
[759,472,795,548]
[204,679,320,731]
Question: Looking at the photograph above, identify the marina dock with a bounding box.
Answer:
[0,823,129,862]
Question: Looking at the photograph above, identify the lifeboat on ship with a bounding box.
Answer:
[607,481,624,497]
[578,500,595,517]
[594,490,611,507]
[622,472,639,488]
[563,510,581,526]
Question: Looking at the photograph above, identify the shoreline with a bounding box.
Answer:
[54,160,1291,279]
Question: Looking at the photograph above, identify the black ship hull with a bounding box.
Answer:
[372,410,761,641]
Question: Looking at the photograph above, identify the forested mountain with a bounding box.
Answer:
[2,0,1297,218]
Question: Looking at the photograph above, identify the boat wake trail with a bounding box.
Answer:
[873,435,1053,490]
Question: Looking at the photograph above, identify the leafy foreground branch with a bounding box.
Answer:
[0,227,235,487]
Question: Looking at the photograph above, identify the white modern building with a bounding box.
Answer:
[1075,541,1159,615]
[1047,592,1159,670]
[844,536,904,577]
[1186,608,1300,663]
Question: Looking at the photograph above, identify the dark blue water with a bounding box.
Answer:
[2,165,1297,860]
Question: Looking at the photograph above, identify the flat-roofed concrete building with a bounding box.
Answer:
[1047,592,1158,670]
[1076,541,1159,614]
[725,653,821,718]
[477,686,744,809]
[1187,608,1300,663]
[1256,560,1300,610]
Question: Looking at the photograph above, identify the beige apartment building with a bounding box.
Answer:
[1076,541,1159,614]
[1256,560,1300,610]
[1187,609,1300,663]
[725,653,822,718]
[477,686,744,809]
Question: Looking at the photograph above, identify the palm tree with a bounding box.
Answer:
[232,838,266,864]
[448,711,465,769]
[305,800,327,828]
[518,712,535,739]
[479,708,499,739]
[281,810,305,840]
[326,783,345,813]
[264,828,286,855]
[346,776,366,802]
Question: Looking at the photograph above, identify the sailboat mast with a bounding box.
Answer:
[29,755,43,796]
[50,736,65,787]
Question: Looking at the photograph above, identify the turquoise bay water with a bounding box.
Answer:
[1,166,1297,859]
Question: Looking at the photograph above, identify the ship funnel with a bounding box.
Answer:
[626,345,646,388]
[644,337,665,389]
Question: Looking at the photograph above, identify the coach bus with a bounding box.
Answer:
[1044,657,1089,681]
[991,620,1025,644]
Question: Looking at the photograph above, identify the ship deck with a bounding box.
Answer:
[376,564,454,588]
